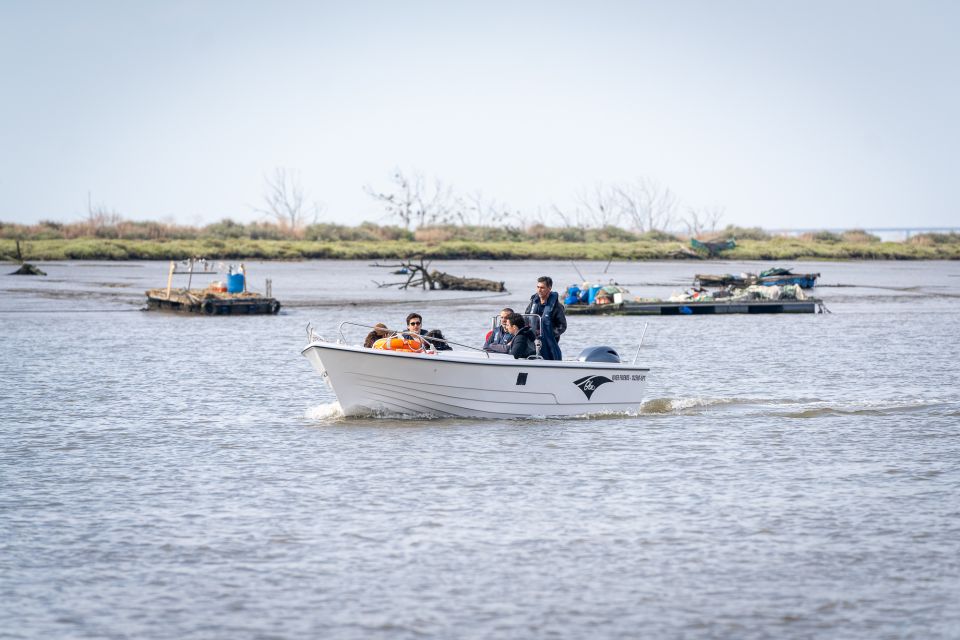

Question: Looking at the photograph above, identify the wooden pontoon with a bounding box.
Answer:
[145,289,280,315]
[145,260,280,315]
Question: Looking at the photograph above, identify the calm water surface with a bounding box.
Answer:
[2,259,959,639]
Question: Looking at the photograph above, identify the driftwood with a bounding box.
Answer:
[10,263,46,275]
[9,242,46,274]
[372,257,434,289]
[670,246,703,260]
[373,257,505,291]
[430,270,505,292]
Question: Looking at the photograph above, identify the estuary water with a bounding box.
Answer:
[2,259,959,639]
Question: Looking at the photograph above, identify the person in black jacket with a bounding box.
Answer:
[505,313,537,359]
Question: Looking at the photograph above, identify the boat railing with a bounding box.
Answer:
[306,323,326,344]
[334,320,492,357]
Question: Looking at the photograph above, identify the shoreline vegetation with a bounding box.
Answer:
[2,219,959,261]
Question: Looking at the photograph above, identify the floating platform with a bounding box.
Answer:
[565,299,821,315]
[145,289,281,315]
[694,271,820,289]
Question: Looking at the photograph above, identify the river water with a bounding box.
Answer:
[2,259,959,639]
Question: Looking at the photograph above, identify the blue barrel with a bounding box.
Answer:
[227,273,245,293]
[564,285,580,305]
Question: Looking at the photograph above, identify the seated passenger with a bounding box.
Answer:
[483,307,515,353]
[424,328,452,351]
[505,313,537,359]
[363,322,389,348]
[402,313,452,350]
[402,313,424,339]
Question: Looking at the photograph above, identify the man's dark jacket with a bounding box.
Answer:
[510,326,537,359]
[524,292,567,340]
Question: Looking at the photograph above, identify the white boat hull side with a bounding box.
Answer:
[302,343,649,418]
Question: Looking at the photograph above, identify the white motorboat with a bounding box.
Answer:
[301,322,650,418]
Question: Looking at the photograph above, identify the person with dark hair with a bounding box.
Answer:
[402,312,452,350]
[363,322,389,348]
[424,329,452,351]
[505,312,537,359]
[405,312,423,331]
[483,307,515,353]
[524,275,566,360]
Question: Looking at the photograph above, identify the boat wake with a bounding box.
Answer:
[303,397,956,422]
[636,396,811,415]
[629,396,957,419]
[304,402,450,422]
[767,399,956,419]
[305,402,345,420]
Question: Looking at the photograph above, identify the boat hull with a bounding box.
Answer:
[757,274,819,288]
[301,343,649,418]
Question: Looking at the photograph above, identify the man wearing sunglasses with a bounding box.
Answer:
[405,313,424,335]
[403,312,452,350]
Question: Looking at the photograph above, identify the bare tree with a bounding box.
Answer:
[364,169,456,228]
[86,192,121,226]
[614,178,678,232]
[457,191,511,226]
[418,176,456,227]
[257,168,320,231]
[575,183,622,228]
[683,205,726,237]
[549,203,590,230]
[84,192,123,236]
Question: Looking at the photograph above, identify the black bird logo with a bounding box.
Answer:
[573,375,612,400]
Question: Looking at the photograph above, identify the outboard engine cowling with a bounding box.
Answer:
[577,345,621,363]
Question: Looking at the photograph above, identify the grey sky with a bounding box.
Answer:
[1,0,957,229]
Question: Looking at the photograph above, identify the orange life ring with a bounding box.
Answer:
[372,334,429,352]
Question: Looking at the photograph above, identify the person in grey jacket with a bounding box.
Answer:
[483,307,515,353]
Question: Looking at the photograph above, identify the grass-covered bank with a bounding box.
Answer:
[3,236,960,261]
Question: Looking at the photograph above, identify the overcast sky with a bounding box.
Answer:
[1,0,957,229]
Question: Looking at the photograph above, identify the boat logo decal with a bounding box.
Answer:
[573,375,612,400]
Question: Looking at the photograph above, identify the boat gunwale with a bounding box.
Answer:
[301,341,650,371]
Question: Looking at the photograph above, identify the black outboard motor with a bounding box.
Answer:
[577,346,621,363]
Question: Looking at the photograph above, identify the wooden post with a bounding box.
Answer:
[186,258,195,291]
[165,261,175,299]
[240,263,247,292]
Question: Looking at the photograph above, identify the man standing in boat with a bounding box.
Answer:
[524,276,566,360]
